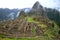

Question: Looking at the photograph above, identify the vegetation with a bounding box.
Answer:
[0,36,53,40]
[0,16,59,40]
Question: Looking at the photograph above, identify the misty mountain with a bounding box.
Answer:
[0,8,31,21]
[25,1,60,26]
[22,8,31,13]
[32,1,43,10]
[0,1,60,26]
[0,8,20,20]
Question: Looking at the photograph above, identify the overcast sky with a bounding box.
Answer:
[0,0,60,9]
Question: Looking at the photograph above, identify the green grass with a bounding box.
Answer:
[0,34,8,38]
[32,27,36,33]
[25,17,36,22]
[0,36,53,40]
[38,24,47,28]
[26,17,47,28]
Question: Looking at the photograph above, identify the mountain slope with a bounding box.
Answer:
[0,16,59,39]
[28,1,60,26]
[32,1,43,10]
[0,8,20,20]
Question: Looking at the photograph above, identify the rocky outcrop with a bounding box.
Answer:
[29,1,47,17]
[32,1,43,10]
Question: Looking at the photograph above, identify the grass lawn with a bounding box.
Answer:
[25,17,47,28]
[0,36,53,40]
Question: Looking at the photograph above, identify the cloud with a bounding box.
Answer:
[0,0,60,9]
[8,12,15,19]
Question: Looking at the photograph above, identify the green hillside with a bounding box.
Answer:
[0,16,59,40]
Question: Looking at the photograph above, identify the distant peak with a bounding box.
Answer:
[35,1,40,4]
[32,1,43,9]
